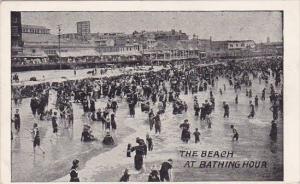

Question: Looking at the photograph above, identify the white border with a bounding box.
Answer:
[1,1,300,183]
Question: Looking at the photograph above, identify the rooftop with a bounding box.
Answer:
[22,24,50,30]
[22,33,93,47]
[213,40,255,43]
[77,21,90,24]
[149,40,201,51]
[22,33,69,43]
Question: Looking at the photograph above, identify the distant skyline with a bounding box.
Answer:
[21,11,283,43]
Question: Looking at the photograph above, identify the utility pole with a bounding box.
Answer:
[57,24,62,70]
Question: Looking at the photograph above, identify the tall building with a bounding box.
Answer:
[77,21,90,35]
[11,11,23,56]
[267,36,270,43]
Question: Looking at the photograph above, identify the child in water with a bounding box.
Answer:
[193,128,201,143]
[230,125,239,141]
[146,134,153,151]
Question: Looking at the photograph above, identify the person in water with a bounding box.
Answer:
[12,108,21,133]
[179,119,190,143]
[148,166,160,182]
[32,123,45,154]
[102,131,115,145]
[248,101,255,118]
[70,159,80,182]
[120,168,130,182]
[230,125,239,141]
[146,134,153,151]
[159,159,173,182]
[223,102,229,118]
[269,120,277,142]
[193,128,201,143]
[131,137,146,171]
[81,124,96,142]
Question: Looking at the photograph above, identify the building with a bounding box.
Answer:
[95,38,142,54]
[227,40,256,50]
[256,42,283,56]
[143,39,205,63]
[97,33,130,46]
[119,43,142,53]
[94,39,115,47]
[94,38,119,53]
[61,33,82,40]
[22,25,50,34]
[11,12,23,56]
[196,39,212,52]
[208,40,256,58]
[77,21,90,35]
[145,38,157,49]
[212,40,256,51]
[14,31,95,59]
[145,29,189,41]
[155,29,189,41]
[132,29,188,42]
[211,41,228,51]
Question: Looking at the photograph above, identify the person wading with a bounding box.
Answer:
[70,159,80,182]
[159,159,173,182]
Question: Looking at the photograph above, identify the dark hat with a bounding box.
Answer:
[73,159,79,165]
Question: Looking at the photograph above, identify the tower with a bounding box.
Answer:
[11,11,23,56]
[76,21,90,35]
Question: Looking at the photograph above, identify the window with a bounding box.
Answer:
[12,41,18,47]
[12,16,19,24]
[32,49,36,53]
[229,44,233,47]
[241,43,245,47]
[11,26,19,35]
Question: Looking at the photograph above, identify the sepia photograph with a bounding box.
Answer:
[9,10,285,182]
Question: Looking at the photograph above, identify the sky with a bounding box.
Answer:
[21,11,283,43]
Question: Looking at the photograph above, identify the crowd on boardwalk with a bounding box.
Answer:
[11,57,283,182]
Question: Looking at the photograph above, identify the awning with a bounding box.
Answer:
[101,51,142,56]
[142,50,171,55]
[58,49,99,57]
[143,51,156,54]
